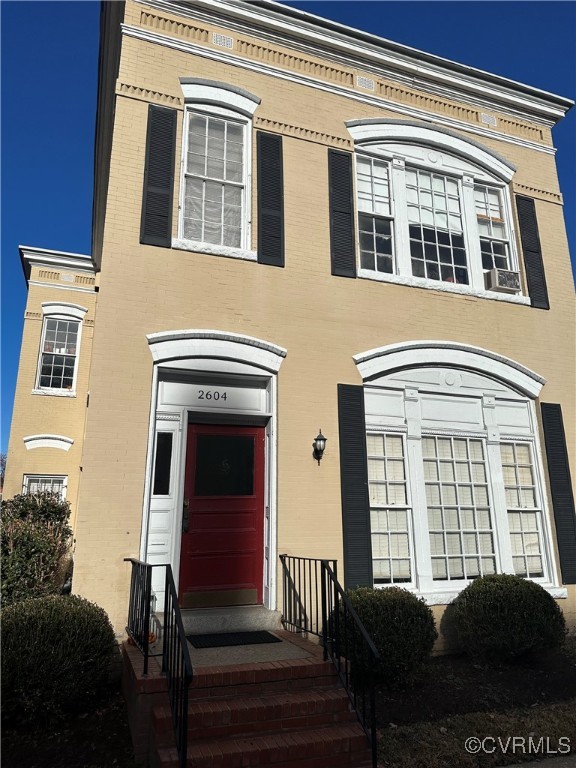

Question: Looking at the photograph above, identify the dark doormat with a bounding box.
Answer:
[186,630,282,649]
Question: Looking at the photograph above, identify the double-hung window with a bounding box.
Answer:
[182,111,245,248]
[367,433,412,584]
[35,303,86,395]
[474,184,512,273]
[177,81,261,256]
[38,318,79,389]
[357,156,394,274]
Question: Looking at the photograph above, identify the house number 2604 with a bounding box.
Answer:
[197,390,227,401]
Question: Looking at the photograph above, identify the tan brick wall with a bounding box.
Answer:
[66,0,576,633]
[4,268,98,532]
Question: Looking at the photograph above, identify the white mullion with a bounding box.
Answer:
[461,174,484,289]
[200,180,207,242]
[391,157,411,277]
[403,388,433,591]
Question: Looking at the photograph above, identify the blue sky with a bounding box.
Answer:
[1,1,575,454]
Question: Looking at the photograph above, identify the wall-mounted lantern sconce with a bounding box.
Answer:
[312,429,327,465]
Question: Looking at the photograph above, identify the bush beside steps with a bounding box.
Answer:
[1,594,117,725]
[344,586,438,687]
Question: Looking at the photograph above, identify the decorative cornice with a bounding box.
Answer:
[135,0,572,123]
[20,246,96,284]
[136,5,552,145]
[121,24,557,157]
[254,116,350,148]
[512,183,563,205]
[139,9,208,43]
[118,82,182,106]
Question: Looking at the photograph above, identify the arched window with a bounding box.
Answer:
[345,342,560,597]
[346,120,523,299]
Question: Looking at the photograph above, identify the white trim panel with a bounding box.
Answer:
[23,434,74,451]
[354,341,545,398]
[147,330,287,373]
[348,121,516,181]
[41,302,88,320]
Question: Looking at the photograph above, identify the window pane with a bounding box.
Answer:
[184,112,244,246]
[39,319,79,389]
[425,435,495,581]
[24,476,65,498]
[153,433,173,495]
[367,432,411,583]
[195,435,254,496]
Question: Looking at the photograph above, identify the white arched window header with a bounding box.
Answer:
[41,302,87,320]
[147,330,287,374]
[179,79,261,117]
[24,434,74,451]
[346,120,515,182]
[354,341,545,398]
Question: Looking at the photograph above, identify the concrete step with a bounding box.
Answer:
[157,604,283,635]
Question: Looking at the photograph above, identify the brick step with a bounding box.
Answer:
[155,723,372,767]
[154,687,357,742]
[188,659,339,701]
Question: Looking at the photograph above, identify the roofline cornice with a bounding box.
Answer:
[19,245,97,283]
[139,0,573,124]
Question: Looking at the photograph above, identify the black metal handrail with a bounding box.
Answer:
[125,558,192,768]
[279,555,380,768]
[162,566,193,768]
[124,558,155,674]
[279,554,337,639]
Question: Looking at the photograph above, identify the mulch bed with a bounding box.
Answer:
[1,689,135,768]
[376,643,576,727]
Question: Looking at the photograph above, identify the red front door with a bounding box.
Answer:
[179,424,265,608]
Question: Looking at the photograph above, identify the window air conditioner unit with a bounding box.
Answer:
[487,268,521,293]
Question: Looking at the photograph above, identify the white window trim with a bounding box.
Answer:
[357,342,565,601]
[23,434,74,451]
[33,303,87,396]
[348,122,526,303]
[176,80,261,260]
[23,474,68,499]
[367,430,416,587]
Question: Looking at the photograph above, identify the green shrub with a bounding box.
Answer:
[1,493,72,605]
[1,595,117,723]
[342,587,437,687]
[452,574,566,663]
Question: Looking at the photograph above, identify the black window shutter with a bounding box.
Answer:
[328,149,356,278]
[140,105,177,247]
[338,384,372,589]
[516,196,550,310]
[541,403,576,584]
[257,131,284,267]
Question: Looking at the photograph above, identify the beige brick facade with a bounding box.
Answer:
[6,0,575,642]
